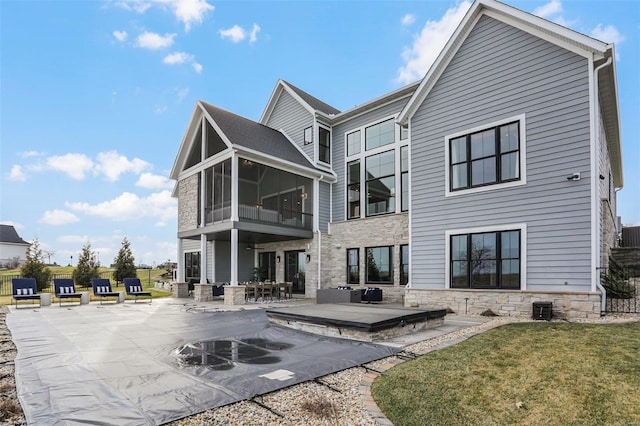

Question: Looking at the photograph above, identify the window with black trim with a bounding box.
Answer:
[401,146,409,212]
[347,248,359,284]
[400,244,409,285]
[185,252,201,281]
[347,160,360,219]
[366,150,395,216]
[451,230,520,289]
[450,121,520,191]
[259,252,276,282]
[365,118,395,150]
[319,126,331,164]
[304,126,313,145]
[366,246,393,284]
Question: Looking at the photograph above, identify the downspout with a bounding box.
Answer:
[593,55,612,316]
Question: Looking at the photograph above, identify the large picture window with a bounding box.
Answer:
[347,248,359,284]
[365,118,395,151]
[449,121,520,191]
[451,230,520,289]
[366,246,393,284]
[347,130,361,156]
[366,150,395,216]
[401,146,409,212]
[400,244,409,285]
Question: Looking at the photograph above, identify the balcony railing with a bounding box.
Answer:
[238,204,312,230]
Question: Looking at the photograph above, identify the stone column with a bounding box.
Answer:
[224,285,246,305]
[173,282,190,298]
[194,284,213,302]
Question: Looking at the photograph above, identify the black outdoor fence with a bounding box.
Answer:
[601,262,639,314]
[0,271,116,296]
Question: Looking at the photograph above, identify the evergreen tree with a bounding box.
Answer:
[113,237,137,285]
[21,238,52,292]
[73,242,100,289]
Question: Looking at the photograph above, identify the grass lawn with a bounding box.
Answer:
[372,321,640,426]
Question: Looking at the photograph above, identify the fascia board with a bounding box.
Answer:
[169,102,203,180]
[279,80,316,116]
[259,79,285,124]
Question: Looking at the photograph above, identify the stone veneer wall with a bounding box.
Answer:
[404,288,603,319]
[601,199,618,269]
[178,174,199,232]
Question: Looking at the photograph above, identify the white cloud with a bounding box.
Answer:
[175,87,190,101]
[115,0,151,13]
[9,165,27,181]
[533,0,562,19]
[95,151,151,181]
[396,1,471,84]
[113,30,128,42]
[66,190,177,227]
[163,51,193,64]
[591,24,625,45]
[136,173,174,190]
[57,235,90,244]
[220,25,246,43]
[170,0,215,31]
[135,31,176,49]
[18,150,45,158]
[192,62,203,73]
[155,105,168,114]
[249,23,261,45]
[46,154,94,180]
[401,14,416,26]
[38,210,79,226]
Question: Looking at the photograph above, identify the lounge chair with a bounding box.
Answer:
[53,278,83,307]
[123,278,152,303]
[91,278,120,304]
[12,278,42,309]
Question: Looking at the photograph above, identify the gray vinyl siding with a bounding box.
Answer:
[331,97,409,221]
[264,90,314,159]
[410,15,593,292]
[183,239,200,252]
[319,181,331,232]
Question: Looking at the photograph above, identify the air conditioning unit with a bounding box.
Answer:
[532,302,552,321]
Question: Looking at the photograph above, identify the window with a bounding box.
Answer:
[449,121,520,191]
[366,246,393,284]
[347,160,360,219]
[304,126,313,145]
[347,248,359,284]
[400,125,408,141]
[319,126,331,164]
[365,119,395,150]
[259,252,276,282]
[401,146,409,212]
[366,150,395,216]
[451,230,520,289]
[400,245,409,285]
[347,130,361,156]
[185,252,201,281]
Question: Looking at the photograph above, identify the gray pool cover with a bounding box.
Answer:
[7,301,398,425]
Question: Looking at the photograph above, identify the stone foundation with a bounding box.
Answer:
[193,284,213,302]
[224,286,246,306]
[404,288,603,320]
[172,282,190,298]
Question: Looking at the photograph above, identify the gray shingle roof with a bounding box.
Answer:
[282,81,341,115]
[0,225,29,245]
[199,101,316,170]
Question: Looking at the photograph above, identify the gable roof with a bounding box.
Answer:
[398,0,622,187]
[259,79,340,124]
[170,101,336,182]
[0,225,29,245]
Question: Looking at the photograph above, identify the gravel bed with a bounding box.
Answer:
[1,305,637,426]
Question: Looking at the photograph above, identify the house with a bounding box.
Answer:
[170,0,623,319]
[0,224,30,268]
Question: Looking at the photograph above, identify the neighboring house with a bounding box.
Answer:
[0,225,30,268]
[170,0,623,318]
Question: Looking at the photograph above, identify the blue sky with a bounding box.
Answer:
[1,0,638,267]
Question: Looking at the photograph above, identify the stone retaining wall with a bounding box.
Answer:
[404,288,603,320]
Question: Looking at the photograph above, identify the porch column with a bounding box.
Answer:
[231,155,239,221]
[176,238,184,282]
[200,234,207,284]
[230,228,238,286]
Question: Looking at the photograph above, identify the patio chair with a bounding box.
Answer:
[91,278,120,304]
[123,278,152,303]
[12,278,41,309]
[53,278,83,307]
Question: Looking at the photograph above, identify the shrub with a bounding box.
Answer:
[20,238,52,292]
[73,242,100,289]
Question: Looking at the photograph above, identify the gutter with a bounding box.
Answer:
[594,55,613,316]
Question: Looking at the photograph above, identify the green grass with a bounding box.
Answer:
[372,321,640,426]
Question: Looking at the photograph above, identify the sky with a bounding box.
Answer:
[1,0,638,267]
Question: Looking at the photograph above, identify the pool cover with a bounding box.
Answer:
[7,301,398,425]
